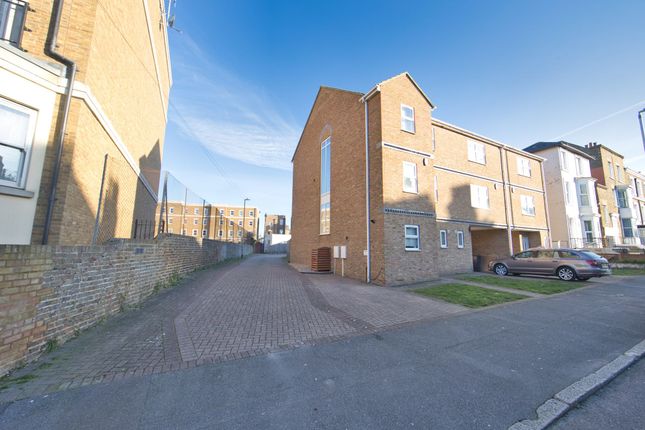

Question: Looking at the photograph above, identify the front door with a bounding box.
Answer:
[521,235,530,251]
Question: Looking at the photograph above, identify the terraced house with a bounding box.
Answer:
[291,72,550,286]
[0,0,171,245]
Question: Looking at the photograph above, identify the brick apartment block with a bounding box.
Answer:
[264,214,288,236]
[0,0,171,245]
[155,202,259,243]
[291,73,550,286]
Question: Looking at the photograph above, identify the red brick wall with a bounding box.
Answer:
[0,235,251,376]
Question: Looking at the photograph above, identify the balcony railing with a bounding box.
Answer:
[0,0,27,48]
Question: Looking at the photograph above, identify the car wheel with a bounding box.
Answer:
[494,264,508,276]
[557,266,576,281]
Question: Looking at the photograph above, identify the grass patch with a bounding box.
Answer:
[458,275,586,295]
[612,268,645,276]
[414,283,527,308]
[0,373,37,390]
[45,339,58,353]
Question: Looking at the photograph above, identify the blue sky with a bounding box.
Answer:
[162,0,645,221]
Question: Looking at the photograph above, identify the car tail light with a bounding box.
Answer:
[585,259,601,267]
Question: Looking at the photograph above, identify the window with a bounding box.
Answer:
[182,229,187,235]
[468,140,486,164]
[320,137,331,234]
[575,157,582,175]
[622,218,634,238]
[470,184,489,209]
[0,99,35,188]
[404,225,420,250]
[583,220,593,242]
[203,219,208,225]
[578,182,589,206]
[249,220,253,226]
[194,208,199,215]
[218,230,223,237]
[616,165,623,182]
[400,104,415,133]
[239,210,243,216]
[515,251,535,259]
[559,151,568,171]
[616,189,628,208]
[602,205,609,221]
[230,210,235,216]
[249,210,254,217]
[517,157,531,177]
[439,230,448,248]
[193,219,198,225]
[168,228,173,233]
[280,218,285,225]
[168,218,173,224]
[608,161,614,179]
[555,250,577,259]
[238,220,243,226]
[204,208,209,216]
[229,220,234,226]
[228,230,233,238]
[402,162,418,193]
[192,229,198,236]
[564,181,572,204]
[219,219,223,225]
[202,230,207,237]
[457,231,464,249]
[219,209,224,215]
[0,0,27,47]
[237,230,242,237]
[520,195,535,216]
[431,126,436,151]
[434,175,439,201]
[169,207,174,214]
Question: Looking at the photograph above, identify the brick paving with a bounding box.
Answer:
[0,254,464,403]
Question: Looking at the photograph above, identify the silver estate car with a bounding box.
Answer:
[489,249,611,281]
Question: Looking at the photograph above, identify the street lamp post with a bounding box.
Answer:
[639,108,645,152]
[241,198,249,258]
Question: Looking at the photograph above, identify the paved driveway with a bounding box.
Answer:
[0,254,461,402]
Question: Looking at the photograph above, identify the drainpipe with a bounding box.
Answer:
[499,147,513,255]
[42,0,77,244]
[362,96,371,283]
[539,160,552,248]
[359,86,379,283]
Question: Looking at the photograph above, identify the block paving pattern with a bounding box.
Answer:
[0,255,463,403]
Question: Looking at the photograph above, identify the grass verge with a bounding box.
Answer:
[458,275,587,295]
[414,283,528,308]
[612,268,645,276]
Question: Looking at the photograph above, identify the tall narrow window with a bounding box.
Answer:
[608,161,614,179]
[320,137,331,234]
[434,175,439,201]
[0,99,35,188]
[574,157,582,175]
[431,126,436,151]
[457,231,464,248]
[401,104,415,133]
[520,195,536,216]
[560,151,568,171]
[402,162,418,193]
[577,182,589,206]
[439,230,448,248]
[616,165,623,182]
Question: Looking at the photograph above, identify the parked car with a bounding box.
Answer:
[489,249,611,281]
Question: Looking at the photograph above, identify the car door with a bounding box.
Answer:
[533,250,557,274]
[508,251,536,273]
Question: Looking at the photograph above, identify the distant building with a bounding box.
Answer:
[626,167,645,243]
[524,141,602,248]
[0,0,171,244]
[264,214,288,236]
[579,143,640,246]
[157,203,259,243]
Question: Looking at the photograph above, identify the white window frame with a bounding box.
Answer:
[578,182,589,206]
[168,218,173,224]
[238,220,243,226]
[467,140,486,165]
[194,208,199,215]
[470,184,490,209]
[608,161,614,179]
[457,230,464,249]
[434,175,439,201]
[237,230,243,237]
[193,219,198,225]
[169,207,174,214]
[616,165,623,182]
[439,230,448,248]
[560,150,568,171]
[402,161,418,193]
[219,209,224,215]
[574,157,582,176]
[249,220,253,226]
[404,225,420,251]
[191,229,198,236]
[249,210,254,217]
[400,104,415,133]
[0,98,37,189]
[218,230,223,237]
[517,157,531,177]
[520,195,536,216]
[229,210,235,216]
[202,230,207,237]
[229,220,234,226]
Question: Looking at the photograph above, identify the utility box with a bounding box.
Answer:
[339,245,347,259]
[311,247,332,272]
[333,246,340,258]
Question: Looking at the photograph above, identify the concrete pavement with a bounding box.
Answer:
[1,272,643,429]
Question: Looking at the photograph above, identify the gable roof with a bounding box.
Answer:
[363,72,436,109]
[523,141,595,160]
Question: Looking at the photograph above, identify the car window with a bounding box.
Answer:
[579,251,602,259]
[555,250,578,259]
[536,250,554,259]
[515,251,535,259]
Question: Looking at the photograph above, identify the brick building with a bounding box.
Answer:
[291,72,550,286]
[264,214,288,236]
[156,202,259,243]
[578,143,640,246]
[0,0,171,245]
